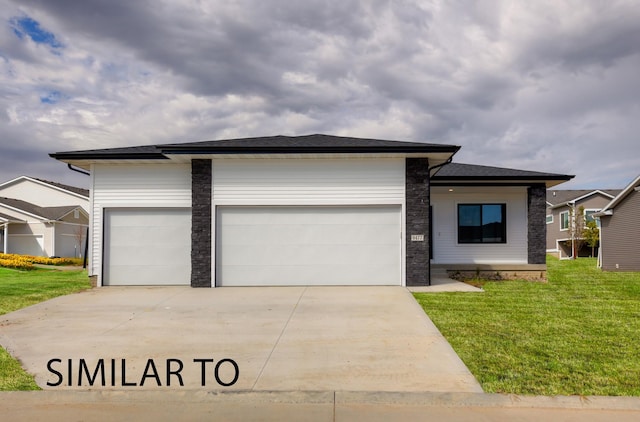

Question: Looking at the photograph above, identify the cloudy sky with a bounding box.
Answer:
[1,0,638,189]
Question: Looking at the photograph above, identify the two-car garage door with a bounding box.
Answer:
[103,205,401,286]
[216,206,401,286]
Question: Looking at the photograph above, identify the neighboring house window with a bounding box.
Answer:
[546,215,553,224]
[74,209,80,219]
[458,204,506,244]
[584,209,599,227]
[560,211,569,231]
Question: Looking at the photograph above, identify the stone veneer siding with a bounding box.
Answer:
[191,159,212,287]
[527,184,547,265]
[405,158,431,286]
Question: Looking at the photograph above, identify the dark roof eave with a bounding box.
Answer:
[160,145,461,155]
[432,175,573,182]
[49,152,169,160]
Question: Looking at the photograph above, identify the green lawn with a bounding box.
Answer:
[414,257,640,396]
[0,267,91,390]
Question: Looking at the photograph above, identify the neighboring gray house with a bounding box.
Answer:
[546,189,620,258]
[595,174,640,272]
[50,134,572,287]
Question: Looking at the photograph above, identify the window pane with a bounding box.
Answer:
[458,205,482,243]
[482,204,505,242]
[561,212,569,230]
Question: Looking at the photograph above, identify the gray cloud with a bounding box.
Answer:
[1,0,639,189]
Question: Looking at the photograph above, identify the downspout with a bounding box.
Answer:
[65,163,91,271]
[67,164,90,176]
[424,157,454,286]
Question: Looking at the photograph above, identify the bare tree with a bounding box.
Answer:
[568,205,586,259]
[73,225,86,258]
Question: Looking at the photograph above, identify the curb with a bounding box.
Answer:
[2,390,640,411]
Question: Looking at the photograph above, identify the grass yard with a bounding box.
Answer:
[414,256,640,396]
[0,267,91,390]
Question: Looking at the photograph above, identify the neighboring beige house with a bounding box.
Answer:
[0,176,89,257]
[595,174,640,272]
[546,189,620,258]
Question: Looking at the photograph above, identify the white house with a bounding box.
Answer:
[50,134,572,287]
[0,184,89,258]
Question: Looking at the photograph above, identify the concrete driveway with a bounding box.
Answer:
[0,286,481,392]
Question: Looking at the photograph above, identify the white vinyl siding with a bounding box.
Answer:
[431,186,528,264]
[216,206,401,286]
[91,164,192,285]
[212,158,404,204]
[0,179,89,212]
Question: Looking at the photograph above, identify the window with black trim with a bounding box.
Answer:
[458,204,506,244]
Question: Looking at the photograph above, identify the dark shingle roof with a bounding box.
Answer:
[0,197,80,220]
[30,177,89,198]
[432,162,573,183]
[50,134,461,159]
[546,189,621,207]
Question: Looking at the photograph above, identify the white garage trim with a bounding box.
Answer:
[103,208,191,286]
[215,205,401,286]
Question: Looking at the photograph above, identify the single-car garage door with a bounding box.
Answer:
[216,206,401,286]
[104,208,191,285]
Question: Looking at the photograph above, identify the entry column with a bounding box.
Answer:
[406,158,431,286]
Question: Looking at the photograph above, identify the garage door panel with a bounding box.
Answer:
[222,261,397,286]
[221,244,398,266]
[104,208,191,286]
[223,223,399,246]
[217,206,401,286]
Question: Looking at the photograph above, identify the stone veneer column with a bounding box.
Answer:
[527,184,547,264]
[406,158,431,286]
[191,159,212,287]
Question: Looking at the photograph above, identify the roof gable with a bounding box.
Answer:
[0,176,89,199]
[598,174,640,214]
[546,189,620,208]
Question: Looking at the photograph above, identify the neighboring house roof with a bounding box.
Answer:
[432,162,573,187]
[0,212,24,223]
[595,174,640,216]
[0,197,83,221]
[29,177,89,198]
[0,176,89,198]
[546,189,620,208]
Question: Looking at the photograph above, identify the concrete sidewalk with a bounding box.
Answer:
[0,286,481,392]
[2,390,640,421]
